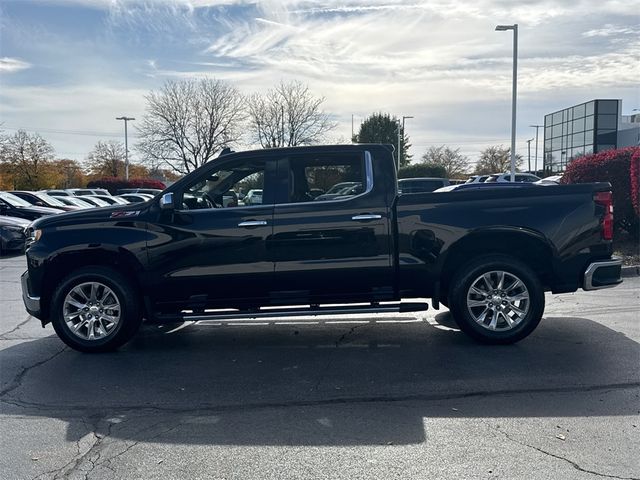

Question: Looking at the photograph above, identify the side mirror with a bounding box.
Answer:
[160,192,174,210]
[0,203,8,212]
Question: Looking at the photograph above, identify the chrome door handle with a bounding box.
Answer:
[351,214,382,221]
[238,220,268,227]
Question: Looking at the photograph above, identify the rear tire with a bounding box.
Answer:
[448,255,544,344]
[51,266,142,353]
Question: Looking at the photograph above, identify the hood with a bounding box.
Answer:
[32,202,148,230]
[0,215,31,228]
[17,205,66,215]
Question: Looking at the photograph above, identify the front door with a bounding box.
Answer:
[145,156,276,312]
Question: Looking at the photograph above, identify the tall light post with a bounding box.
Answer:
[396,119,401,173]
[496,23,518,182]
[526,138,534,172]
[530,124,542,173]
[116,116,135,180]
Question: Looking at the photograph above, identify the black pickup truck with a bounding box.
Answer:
[21,144,622,352]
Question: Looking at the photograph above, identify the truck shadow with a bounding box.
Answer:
[1,313,638,447]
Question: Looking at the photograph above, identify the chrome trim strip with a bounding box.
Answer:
[238,220,268,227]
[21,271,41,314]
[352,214,382,221]
[187,302,428,322]
[583,258,622,290]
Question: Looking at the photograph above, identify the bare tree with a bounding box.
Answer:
[87,140,126,177]
[475,145,523,175]
[137,79,245,175]
[421,145,469,178]
[248,80,336,148]
[2,130,55,190]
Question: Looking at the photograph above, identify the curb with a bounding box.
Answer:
[621,265,640,277]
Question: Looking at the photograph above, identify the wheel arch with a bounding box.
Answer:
[439,228,556,299]
[40,246,145,322]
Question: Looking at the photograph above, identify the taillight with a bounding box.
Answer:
[594,191,613,240]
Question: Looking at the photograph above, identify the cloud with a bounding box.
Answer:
[0,57,31,73]
[2,0,639,165]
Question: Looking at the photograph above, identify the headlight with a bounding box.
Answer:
[26,228,42,244]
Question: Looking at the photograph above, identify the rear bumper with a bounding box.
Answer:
[21,270,42,319]
[583,258,623,291]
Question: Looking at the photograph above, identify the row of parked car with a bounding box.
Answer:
[398,172,561,195]
[0,188,162,255]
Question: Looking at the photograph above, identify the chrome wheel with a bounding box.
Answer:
[466,270,530,331]
[63,282,121,341]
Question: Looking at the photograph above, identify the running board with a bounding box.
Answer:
[180,302,428,322]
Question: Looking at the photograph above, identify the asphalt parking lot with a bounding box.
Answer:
[1,253,639,480]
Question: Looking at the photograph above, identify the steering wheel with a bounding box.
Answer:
[202,193,223,209]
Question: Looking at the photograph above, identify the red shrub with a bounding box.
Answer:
[87,177,166,194]
[562,147,639,236]
[631,148,640,216]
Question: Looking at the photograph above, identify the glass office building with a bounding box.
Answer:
[543,99,620,174]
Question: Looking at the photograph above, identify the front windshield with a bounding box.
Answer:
[35,193,65,206]
[86,197,109,206]
[0,192,33,207]
[68,198,92,208]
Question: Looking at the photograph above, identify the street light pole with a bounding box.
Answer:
[496,23,518,182]
[396,119,401,173]
[116,116,135,180]
[530,124,542,174]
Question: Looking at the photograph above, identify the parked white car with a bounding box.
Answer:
[485,172,541,183]
[243,189,263,205]
[535,174,563,185]
[465,175,490,184]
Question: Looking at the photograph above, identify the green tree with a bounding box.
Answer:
[421,145,469,179]
[398,163,446,179]
[354,113,411,168]
[475,145,523,175]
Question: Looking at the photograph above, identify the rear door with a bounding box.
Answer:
[268,150,393,305]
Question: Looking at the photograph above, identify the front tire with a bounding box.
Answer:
[51,267,142,352]
[448,255,544,344]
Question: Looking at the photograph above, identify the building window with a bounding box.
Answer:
[585,115,594,131]
[573,103,586,118]
[572,117,584,133]
[597,115,617,130]
[586,101,595,116]
[596,129,617,146]
[597,100,618,115]
[584,129,594,144]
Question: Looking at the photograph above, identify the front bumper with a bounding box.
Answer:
[583,258,623,291]
[21,270,42,319]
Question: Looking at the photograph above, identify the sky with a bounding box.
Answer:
[0,0,638,170]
